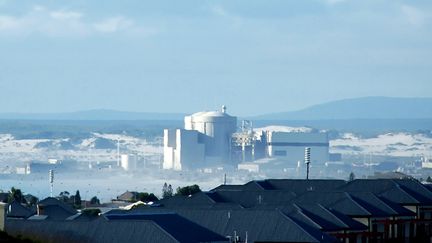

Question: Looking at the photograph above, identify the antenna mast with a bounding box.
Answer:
[49,169,54,197]
[305,147,311,180]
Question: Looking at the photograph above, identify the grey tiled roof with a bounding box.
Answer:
[173,209,333,243]
[7,178,431,243]
[126,207,335,242]
[207,190,296,208]
[6,201,35,219]
[260,179,346,193]
[292,203,351,231]
[105,213,228,243]
[393,179,432,205]
[6,217,179,243]
[349,192,399,217]
[292,191,371,217]
[6,213,229,243]
[39,197,77,214]
[342,179,432,206]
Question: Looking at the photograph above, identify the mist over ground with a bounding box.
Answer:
[0,118,430,203]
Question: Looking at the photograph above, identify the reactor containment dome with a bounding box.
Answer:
[163,106,237,170]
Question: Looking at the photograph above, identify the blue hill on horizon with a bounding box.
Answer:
[252,97,432,120]
[0,109,185,120]
[0,97,431,121]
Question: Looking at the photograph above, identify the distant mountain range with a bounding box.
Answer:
[0,109,185,120]
[253,97,432,120]
[0,97,431,120]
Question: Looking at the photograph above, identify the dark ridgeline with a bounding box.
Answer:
[2,178,432,242]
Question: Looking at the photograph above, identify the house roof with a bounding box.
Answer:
[7,213,228,243]
[379,187,419,205]
[286,213,339,242]
[39,205,77,220]
[299,204,368,231]
[37,197,77,220]
[0,192,9,203]
[340,179,396,194]
[7,201,35,219]
[283,206,326,230]
[116,191,138,201]
[207,190,296,208]
[213,179,346,194]
[38,197,77,214]
[393,179,432,205]
[105,213,228,243]
[327,209,370,230]
[259,179,346,194]
[127,206,335,243]
[211,181,266,192]
[159,190,298,210]
[292,191,371,217]
[157,192,243,210]
[377,197,416,217]
[172,209,331,243]
[348,192,399,217]
[158,192,216,208]
[8,178,432,243]
[6,217,179,243]
[423,183,432,192]
[210,184,249,192]
[291,203,352,231]
[340,179,432,205]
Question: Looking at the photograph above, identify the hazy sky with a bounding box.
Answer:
[0,0,431,116]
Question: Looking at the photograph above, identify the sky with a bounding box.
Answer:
[0,0,431,116]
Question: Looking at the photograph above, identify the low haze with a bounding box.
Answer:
[0,0,431,116]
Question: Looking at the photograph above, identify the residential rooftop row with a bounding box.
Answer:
[2,178,432,243]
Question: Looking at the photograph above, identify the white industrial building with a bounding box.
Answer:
[163,107,329,171]
[163,106,237,170]
[266,131,329,164]
[121,154,137,171]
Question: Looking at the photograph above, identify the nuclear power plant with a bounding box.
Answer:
[163,106,330,171]
[163,106,237,170]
